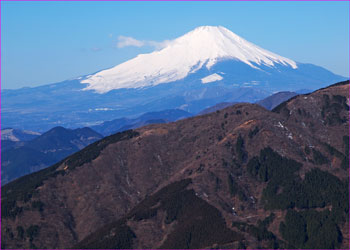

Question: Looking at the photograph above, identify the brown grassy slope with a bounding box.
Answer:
[1,81,348,249]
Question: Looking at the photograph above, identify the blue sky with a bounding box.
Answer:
[1,1,349,89]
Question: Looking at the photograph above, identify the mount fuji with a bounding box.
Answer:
[2,26,346,131]
[81,26,297,93]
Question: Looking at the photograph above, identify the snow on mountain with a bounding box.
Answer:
[201,73,223,84]
[1,128,41,141]
[81,26,297,93]
[1,129,20,141]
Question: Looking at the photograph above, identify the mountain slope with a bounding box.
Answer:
[1,126,103,185]
[75,179,243,249]
[1,80,348,249]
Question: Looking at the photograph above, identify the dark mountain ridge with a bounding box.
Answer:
[1,81,349,249]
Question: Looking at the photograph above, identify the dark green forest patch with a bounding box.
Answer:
[246,147,348,248]
[280,209,343,249]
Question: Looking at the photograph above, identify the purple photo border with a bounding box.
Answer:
[0,1,349,250]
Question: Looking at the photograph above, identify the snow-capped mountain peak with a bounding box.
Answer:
[81,26,297,93]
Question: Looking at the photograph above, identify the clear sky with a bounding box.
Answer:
[1,1,349,89]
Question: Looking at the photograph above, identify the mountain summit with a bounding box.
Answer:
[81,26,297,93]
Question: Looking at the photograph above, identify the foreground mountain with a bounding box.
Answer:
[2,80,348,249]
[91,109,192,136]
[2,26,346,132]
[257,91,298,110]
[1,126,103,185]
